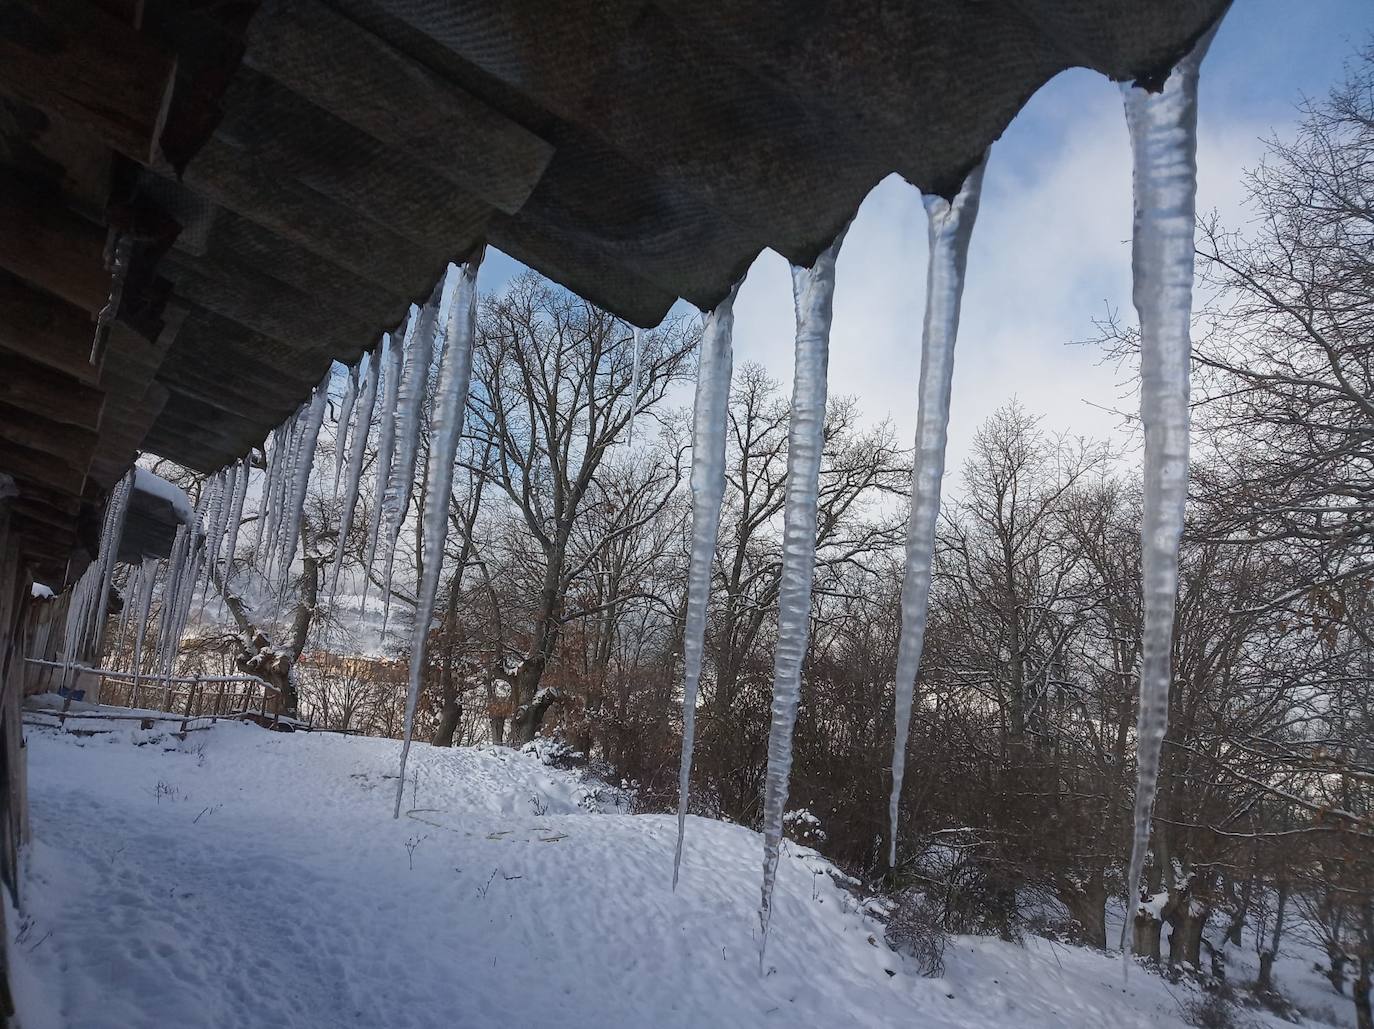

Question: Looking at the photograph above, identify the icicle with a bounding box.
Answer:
[197,470,228,612]
[274,370,332,604]
[758,227,848,961]
[113,563,140,663]
[333,360,360,494]
[265,409,306,585]
[1120,26,1216,956]
[384,294,438,540]
[252,424,284,558]
[222,458,250,589]
[379,287,444,635]
[89,471,134,657]
[628,326,642,446]
[61,469,133,684]
[129,557,160,704]
[672,282,740,888]
[154,523,190,684]
[361,325,406,613]
[394,253,484,818]
[887,156,988,867]
[329,342,382,601]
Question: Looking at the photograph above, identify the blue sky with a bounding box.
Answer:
[476,3,1374,476]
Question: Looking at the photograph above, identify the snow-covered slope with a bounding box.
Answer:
[13,723,1336,1028]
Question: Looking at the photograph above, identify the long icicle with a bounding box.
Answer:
[759,227,848,962]
[361,325,406,615]
[394,253,484,818]
[380,285,444,636]
[221,457,251,590]
[89,471,134,659]
[333,360,361,494]
[628,326,642,446]
[127,557,158,688]
[251,427,279,559]
[274,370,332,613]
[1121,24,1216,955]
[672,282,741,888]
[887,155,988,867]
[329,342,382,602]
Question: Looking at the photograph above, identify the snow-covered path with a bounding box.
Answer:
[14,722,1326,1028]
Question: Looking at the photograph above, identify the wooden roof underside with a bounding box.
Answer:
[0,0,1228,583]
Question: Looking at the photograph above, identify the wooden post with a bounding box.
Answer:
[179,675,198,736]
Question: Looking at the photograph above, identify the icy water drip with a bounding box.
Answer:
[274,371,331,611]
[1120,25,1216,954]
[127,557,158,688]
[362,328,405,612]
[334,361,360,494]
[673,282,740,888]
[381,285,448,637]
[330,343,382,601]
[395,254,484,818]
[888,156,988,867]
[252,425,283,558]
[197,470,228,614]
[92,471,134,654]
[759,227,848,961]
[628,326,642,446]
[385,293,439,541]
[222,458,250,588]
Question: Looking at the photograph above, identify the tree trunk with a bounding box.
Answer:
[1356,955,1372,1029]
[1059,872,1108,949]
[508,655,560,745]
[1169,903,1209,970]
[1258,880,1287,992]
[433,701,462,748]
[1328,945,1349,996]
[1133,909,1163,964]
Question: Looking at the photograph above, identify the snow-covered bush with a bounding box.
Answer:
[883,890,946,977]
[782,808,827,846]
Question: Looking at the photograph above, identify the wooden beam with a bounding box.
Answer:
[0,270,101,385]
[0,402,98,461]
[0,0,176,165]
[7,481,80,518]
[0,172,108,315]
[0,352,105,430]
[244,0,553,216]
[179,135,453,298]
[0,442,86,496]
[9,497,77,537]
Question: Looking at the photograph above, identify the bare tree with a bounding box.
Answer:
[469,273,697,745]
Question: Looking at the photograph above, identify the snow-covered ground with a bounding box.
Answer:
[11,719,1349,1028]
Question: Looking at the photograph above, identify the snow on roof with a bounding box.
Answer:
[31,583,54,600]
[134,467,195,525]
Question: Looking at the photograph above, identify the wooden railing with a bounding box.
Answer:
[22,659,304,733]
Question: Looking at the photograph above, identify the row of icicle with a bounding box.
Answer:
[73,256,484,716]
[56,22,1213,969]
[669,27,1218,966]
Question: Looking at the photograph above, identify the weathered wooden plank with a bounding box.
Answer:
[0,0,176,164]
[244,0,554,215]
[0,442,86,496]
[0,173,108,315]
[0,270,100,386]
[0,402,98,461]
[177,137,447,299]
[0,352,105,430]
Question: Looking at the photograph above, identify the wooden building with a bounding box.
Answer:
[0,0,1227,1018]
